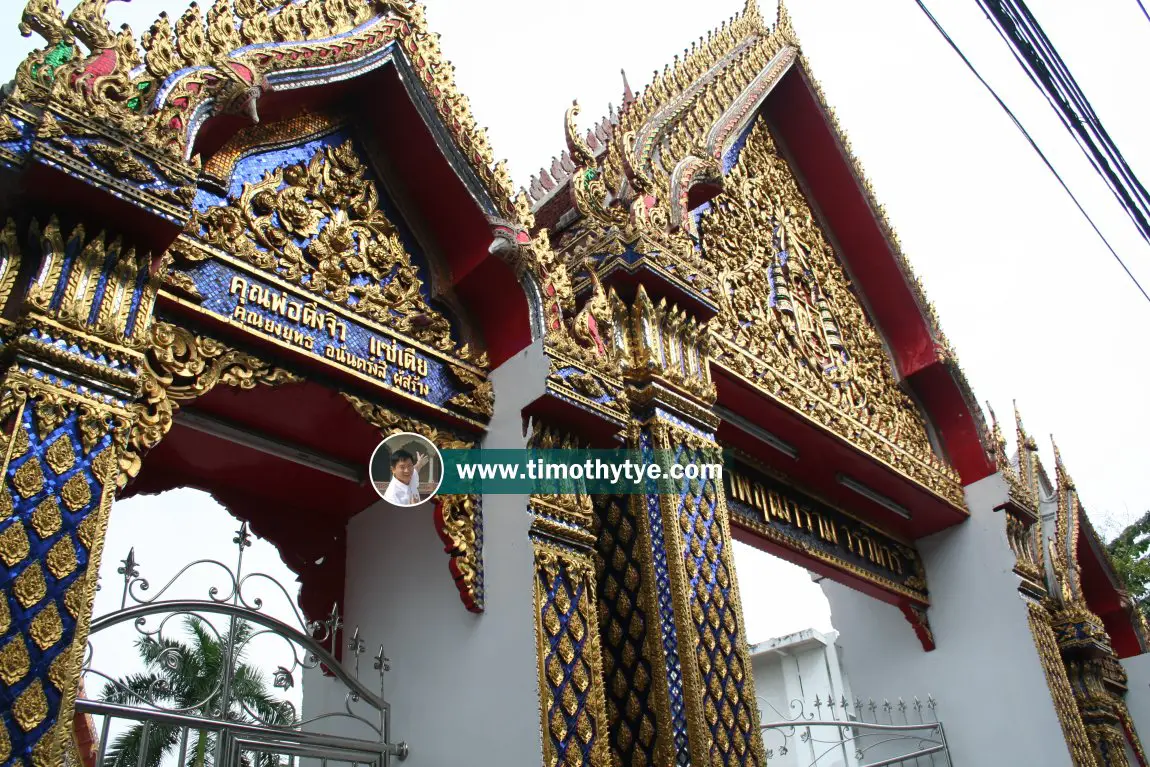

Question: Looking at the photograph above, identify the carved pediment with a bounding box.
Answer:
[702,117,960,502]
[185,126,458,354]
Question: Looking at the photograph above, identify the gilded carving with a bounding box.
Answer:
[0,521,30,567]
[117,322,301,487]
[31,497,62,539]
[29,601,63,650]
[12,679,49,732]
[60,473,92,512]
[191,139,462,353]
[0,636,30,686]
[342,392,474,450]
[13,457,45,499]
[702,120,961,506]
[44,435,76,476]
[13,564,46,608]
[433,494,484,614]
[85,142,156,183]
[45,537,77,579]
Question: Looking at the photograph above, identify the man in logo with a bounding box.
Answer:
[382,449,429,506]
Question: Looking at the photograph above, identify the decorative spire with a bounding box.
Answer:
[774,0,798,41]
[1051,435,1074,490]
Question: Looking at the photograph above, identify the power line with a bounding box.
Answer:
[976,0,1150,255]
[1137,0,1150,25]
[912,0,1150,304]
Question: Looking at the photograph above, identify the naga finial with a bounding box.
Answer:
[20,0,70,46]
[66,0,128,52]
[565,100,596,168]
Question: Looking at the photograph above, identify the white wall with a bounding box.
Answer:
[752,630,857,767]
[302,342,547,766]
[1124,653,1150,739]
[821,473,1076,767]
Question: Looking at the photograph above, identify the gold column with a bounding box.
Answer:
[615,287,766,767]
[0,219,162,766]
[528,423,612,767]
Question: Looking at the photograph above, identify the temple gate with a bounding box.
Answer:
[0,1,1146,766]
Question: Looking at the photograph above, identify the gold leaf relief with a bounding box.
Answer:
[76,511,100,551]
[191,138,462,354]
[12,680,48,731]
[13,457,45,499]
[0,521,30,567]
[0,712,9,763]
[31,498,62,539]
[61,473,92,511]
[64,578,89,619]
[0,488,12,521]
[702,119,958,498]
[34,398,67,440]
[10,428,29,460]
[0,636,30,685]
[48,651,71,692]
[29,602,63,650]
[45,537,77,579]
[0,593,9,634]
[44,435,75,475]
[13,564,47,608]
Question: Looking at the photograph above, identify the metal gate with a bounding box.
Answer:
[760,695,952,767]
[74,524,408,767]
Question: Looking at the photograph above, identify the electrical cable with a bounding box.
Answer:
[913,0,1150,304]
[976,0,1150,252]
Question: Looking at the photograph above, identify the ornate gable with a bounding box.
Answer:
[703,117,959,501]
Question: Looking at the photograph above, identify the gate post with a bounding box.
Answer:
[609,285,766,767]
[527,422,613,767]
[0,219,165,766]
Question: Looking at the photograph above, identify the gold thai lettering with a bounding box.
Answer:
[229,276,347,342]
[725,468,904,578]
[369,337,429,376]
[231,305,314,351]
[324,345,389,382]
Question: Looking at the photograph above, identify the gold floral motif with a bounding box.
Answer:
[85,143,156,183]
[74,513,102,556]
[29,602,63,650]
[0,719,9,764]
[445,366,494,419]
[30,498,62,540]
[12,680,49,732]
[531,538,612,767]
[63,579,86,619]
[0,117,20,142]
[0,489,11,521]
[45,537,77,579]
[191,138,460,352]
[33,396,67,440]
[47,652,70,692]
[60,474,92,512]
[0,521,30,566]
[13,564,47,608]
[0,594,9,634]
[434,495,483,613]
[77,406,110,454]
[13,457,45,499]
[701,120,961,506]
[43,435,75,475]
[90,446,117,485]
[0,636,30,685]
[10,428,29,461]
[342,393,474,450]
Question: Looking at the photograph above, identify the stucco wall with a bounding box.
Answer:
[302,342,547,765]
[821,473,1075,766]
[1124,653,1150,739]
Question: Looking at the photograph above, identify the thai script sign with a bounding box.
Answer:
[178,257,480,421]
[724,460,928,600]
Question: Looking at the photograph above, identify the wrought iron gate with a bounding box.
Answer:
[75,524,408,767]
[760,695,951,767]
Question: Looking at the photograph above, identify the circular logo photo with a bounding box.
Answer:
[369,432,444,507]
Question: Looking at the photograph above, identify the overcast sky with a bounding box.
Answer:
[2,0,1147,656]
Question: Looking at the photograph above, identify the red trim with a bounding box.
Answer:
[763,67,993,485]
